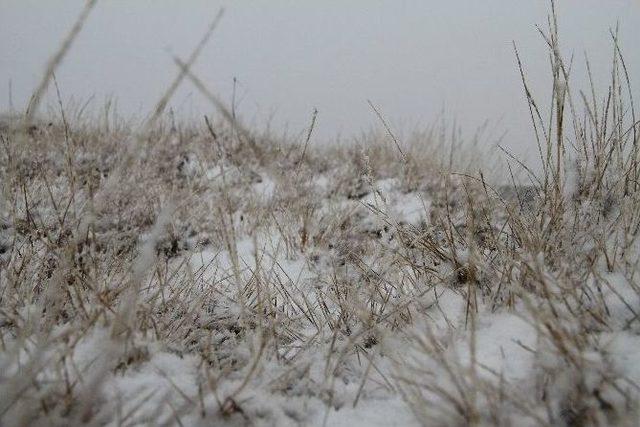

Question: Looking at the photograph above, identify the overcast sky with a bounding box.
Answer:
[1,1,639,157]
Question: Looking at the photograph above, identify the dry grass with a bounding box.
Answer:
[1,2,639,426]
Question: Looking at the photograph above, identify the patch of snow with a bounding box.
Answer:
[254,176,276,199]
[601,332,640,389]
[394,192,429,226]
[315,175,330,191]
[326,396,420,427]
[456,312,538,383]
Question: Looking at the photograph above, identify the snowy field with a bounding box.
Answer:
[1,3,640,427]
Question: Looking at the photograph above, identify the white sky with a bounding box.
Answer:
[1,1,639,158]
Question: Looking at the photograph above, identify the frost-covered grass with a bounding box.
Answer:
[2,6,640,427]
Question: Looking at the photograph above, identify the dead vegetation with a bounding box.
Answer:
[1,2,639,426]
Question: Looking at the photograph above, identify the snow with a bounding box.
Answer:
[3,115,640,426]
[602,332,640,388]
[326,396,420,427]
[456,312,538,383]
[364,179,428,226]
[189,233,315,285]
[253,176,276,199]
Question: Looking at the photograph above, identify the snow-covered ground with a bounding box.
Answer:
[2,109,639,426]
[1,12,640,422]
